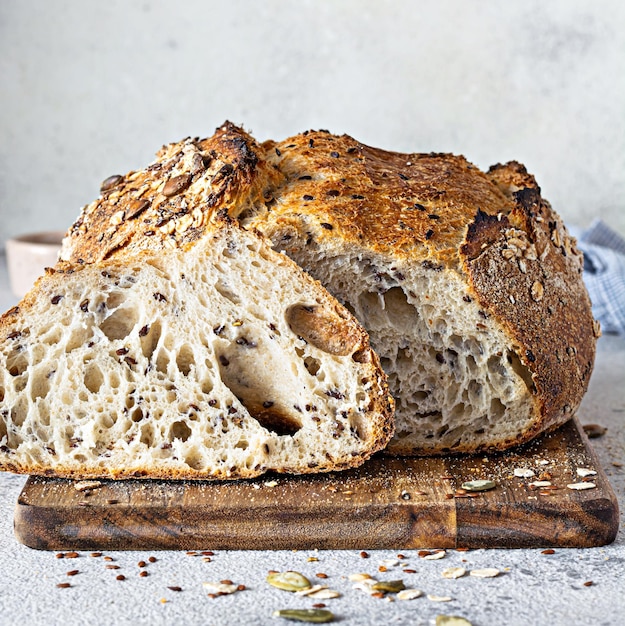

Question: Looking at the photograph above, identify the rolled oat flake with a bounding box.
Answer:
[267,571,312,592]
[272,608,334,623]
[469,568,500,578]
[461,480,496,492]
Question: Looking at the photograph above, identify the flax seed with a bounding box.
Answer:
[56,582,71,589]
[116,574,126,581]
[66,570,79,577]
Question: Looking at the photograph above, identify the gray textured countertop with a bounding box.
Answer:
[0,252,623,626]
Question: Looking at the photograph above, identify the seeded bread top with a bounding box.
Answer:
[60,122,281,264]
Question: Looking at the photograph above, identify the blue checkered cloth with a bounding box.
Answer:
[572,220,625,335]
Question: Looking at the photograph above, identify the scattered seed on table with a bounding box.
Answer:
[442,567,466,579]
[469,568,500,578]
[138,561,146,568]
[461,480,496,492]
[583,581,594,587]
[567,482,596,490]
[424,550,446,561]
[272,608,334,623]
[65,552,79,559]
[316,573,328,579]
[576,468,597,478]
[360,551,369,559]
[267,571,312,592]
[90,552,102,558]
[66,570,79,577]
[106,565,120,570]
[312,603,326,609]
[201,551,214,556]
[116,575,126,581]
[104,556,114,562]
[139,571,149,578]
[541,549,556,555]
[513,468,535,478]
[397,588,423,600]
[403,569,417,574]
[56,583,71,589]
[427,594,452,602]
[55,553,65,559]
[168,586,182,592]
[436,616,473,626]
[148,556,157,563]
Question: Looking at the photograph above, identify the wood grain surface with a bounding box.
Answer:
[14,418,619,551]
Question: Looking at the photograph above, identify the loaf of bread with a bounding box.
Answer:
[57,122,598,457]
[0,215,393,478]
[239,129,599,454]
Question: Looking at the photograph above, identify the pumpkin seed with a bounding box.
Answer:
[272,608,334,623]
[460,480,496,492]
[267,571,312,592]
[397,588,423,600]
[371,580,405,593]
[436,616,473,626]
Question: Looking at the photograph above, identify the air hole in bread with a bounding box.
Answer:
[170,420,192,441]
[506,350,536,393]
[155,348,169,375]
[286,303,360,356]
[29,368,50,402]
[140,423,154,446]
[176,344,195,376]
[100,306,138,341]
[140,321,161,360]
[131,407,144,423]
[235,439,249,450]
[490,398,505,419]
[304,355,321,376]
[65,327,94,353]
[7,350,28,377]
[10,398,27,427]
[83,363,104,394]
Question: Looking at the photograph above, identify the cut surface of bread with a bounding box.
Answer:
[0,222,393,479]
[56,122,598,456]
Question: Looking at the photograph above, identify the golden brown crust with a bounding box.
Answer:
[61,122,284,265]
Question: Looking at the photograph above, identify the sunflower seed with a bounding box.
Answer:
[469,568,500,578]
[461,480,496,492]
[267,571,312,592]
[576,468,597,477]
[202,581,239,594]
[513,468,535,478]
[567,482,596,490]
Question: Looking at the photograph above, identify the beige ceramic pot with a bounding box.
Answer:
[6,231,65,298]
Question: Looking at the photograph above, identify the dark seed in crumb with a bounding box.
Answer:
[326,189,340,197]
[351,194,364,200]
[583,424,607,438]
[303,194,314,201]
[298,175,312,180]
[139,325,150,337]
[275,148,282,156]
[51,295,63,305]
[219,355,229,366]
[106,499,119,505]
[320,223,333,230]
[308,138,314,148]
[414,203,426,211]
[425,229,434,240]
[79,299,89,312]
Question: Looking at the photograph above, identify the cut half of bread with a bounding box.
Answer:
[0,220,393,479]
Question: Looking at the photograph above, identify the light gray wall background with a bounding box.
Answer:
[1,0,624,248]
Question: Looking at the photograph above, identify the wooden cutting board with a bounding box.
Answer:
[14,418,618,551]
